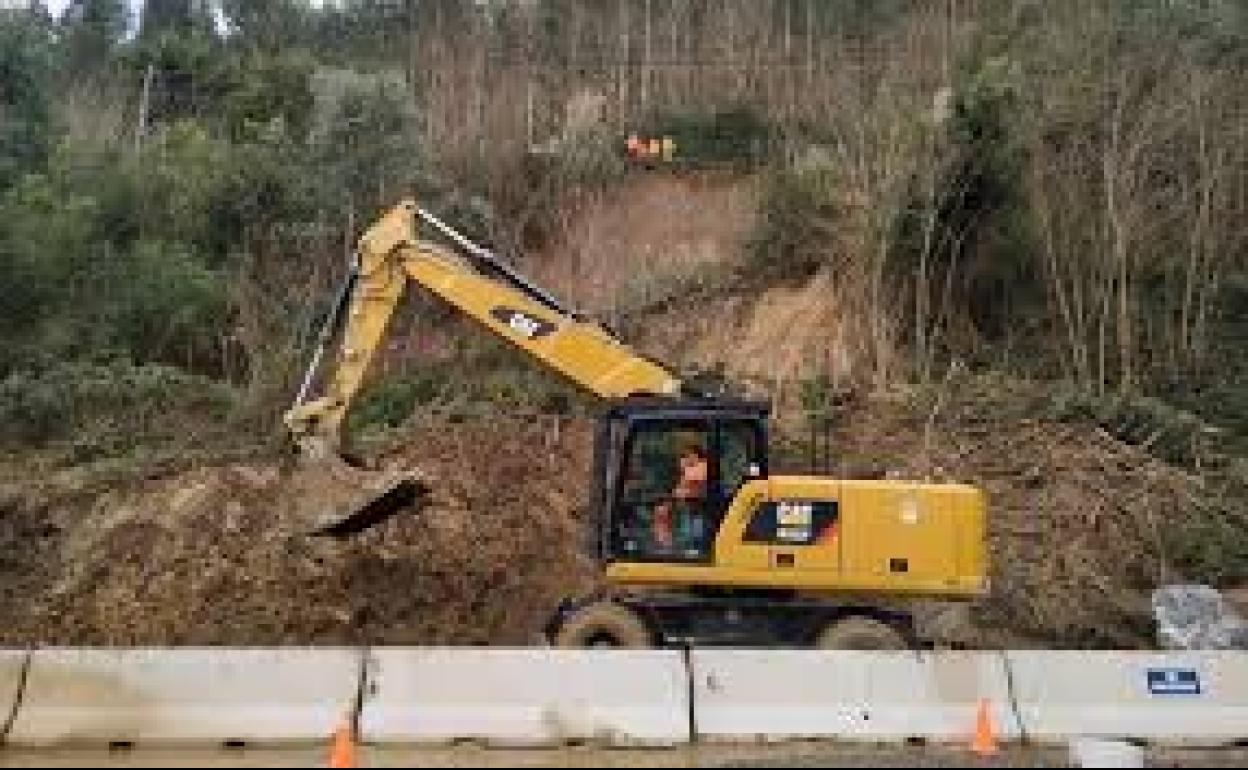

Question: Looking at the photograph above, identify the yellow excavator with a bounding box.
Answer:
[285,199,987,649]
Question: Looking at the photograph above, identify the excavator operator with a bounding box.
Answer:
[653,436,709,555]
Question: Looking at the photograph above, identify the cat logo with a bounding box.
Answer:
[776,501,813,543]
[490,306,556,339]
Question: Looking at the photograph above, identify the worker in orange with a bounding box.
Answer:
[625,133,641,159]
[653,437,710,553]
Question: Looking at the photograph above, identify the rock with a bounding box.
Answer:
[1152,584,1248,650]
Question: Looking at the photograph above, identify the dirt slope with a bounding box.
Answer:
[528,170,757,316]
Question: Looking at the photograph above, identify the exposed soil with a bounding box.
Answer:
[0,389,1197,647]
[0,413,596,645]
[527,170,757,317]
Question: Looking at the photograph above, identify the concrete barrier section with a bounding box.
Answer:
[6,647,1241,748]
[1006,651,1248,745]
[6,648,361,747]
[1069,738,1145,768]
[359,648,689,746]
[691,650,1020,742]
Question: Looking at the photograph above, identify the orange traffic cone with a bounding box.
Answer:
[329,719,356,768]
[971,698,999,757]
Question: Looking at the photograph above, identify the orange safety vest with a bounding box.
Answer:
[655,457,707,547]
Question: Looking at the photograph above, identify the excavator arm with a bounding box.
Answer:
[285,199,682,460]
[282,199,684,535]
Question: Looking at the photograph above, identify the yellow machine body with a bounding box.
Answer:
[606,478,986,598]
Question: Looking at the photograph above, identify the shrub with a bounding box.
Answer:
[347,368,451,434]
[647,105,773,167]
[0,361,238,456]
[743,164,844,285]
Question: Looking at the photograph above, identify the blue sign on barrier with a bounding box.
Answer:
[1147,668,1201,696]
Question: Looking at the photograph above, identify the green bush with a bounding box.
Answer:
[1043,386,1221,470]
[0,361,237,455]
[347,368,451,434]
[0,143,233,375]
[346,359,579,439]
[100,240,230,366]
[647,105,773,167]
[215,49,317,143]
[314,73,423,215]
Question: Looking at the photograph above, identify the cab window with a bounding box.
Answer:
[718,421,761,498]
[616,421,712,561]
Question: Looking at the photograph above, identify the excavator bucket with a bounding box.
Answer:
[309,473,428,537]
[284,456,431,538]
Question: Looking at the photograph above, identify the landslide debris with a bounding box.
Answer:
[0,412,596,645]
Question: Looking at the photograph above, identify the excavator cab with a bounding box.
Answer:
[589,397,769,565]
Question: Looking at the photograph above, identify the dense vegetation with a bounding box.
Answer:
[1,2,1246,588]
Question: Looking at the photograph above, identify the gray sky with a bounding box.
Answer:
[44,1,143,22]
[39,0,237,35]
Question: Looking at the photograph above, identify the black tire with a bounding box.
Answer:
[815,616,909,650]
[552,601,654,648]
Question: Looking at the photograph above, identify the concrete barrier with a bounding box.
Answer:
[6,647,1242,748]
[5,648,362,747]
[1069,738,1145,768]
[1005,651,1248,745]
[359,648,689,746]
[691,650,1021,742]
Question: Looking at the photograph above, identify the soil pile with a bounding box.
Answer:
[828,386,1198,647]
[0,413,595,645]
